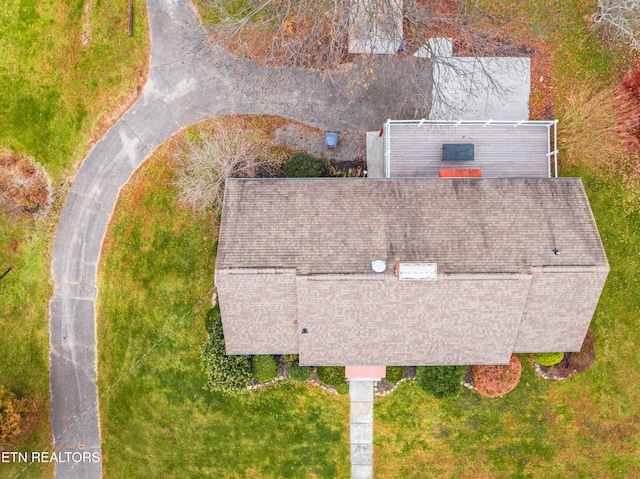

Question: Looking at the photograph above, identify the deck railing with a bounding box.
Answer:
[383,119,559,178]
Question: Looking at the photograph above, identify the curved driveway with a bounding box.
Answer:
[48,1,431,477]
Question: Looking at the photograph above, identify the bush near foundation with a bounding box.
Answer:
[252,355,279,383]
[287,360,314,382]
[316,366,348,393]
[285,152,323,178]
[201,307,252,394]
[385,366,405,382]
[416,365,467,399]
[472,355,522,398]
[532,352,565,367]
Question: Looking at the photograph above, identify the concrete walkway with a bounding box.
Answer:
[48,1,433,477]
[350,381,375,479]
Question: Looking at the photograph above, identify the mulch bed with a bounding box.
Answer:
[533,330,596,381]
[532,357,577,381]
[375,366,417,397]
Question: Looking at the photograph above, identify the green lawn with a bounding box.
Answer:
[92,2,640,478]
[96,134,350,478]
[0,213,54,479]
[0,0,149,182]
[375,169,640,478]
[0,1,148,477]
[95,122,640,479]
[372,2,640,478]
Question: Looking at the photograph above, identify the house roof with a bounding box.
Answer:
[215,178,609,366]
[216,177,607,275]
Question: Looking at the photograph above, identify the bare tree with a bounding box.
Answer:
[206,0,525,69]
[593,0,640,51]
[175,126,274,215]
[202,0,534,119]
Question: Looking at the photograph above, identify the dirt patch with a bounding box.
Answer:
[0,150,53,215]
[375,380,398,396]
[274,123,366,163]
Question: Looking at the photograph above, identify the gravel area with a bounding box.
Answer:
[274,123,366,162]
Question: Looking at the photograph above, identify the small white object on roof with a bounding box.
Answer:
[396,262,437,280]
[371,259,387,273]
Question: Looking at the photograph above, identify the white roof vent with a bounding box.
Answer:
[396,262,437,280]
[371,260,387,273]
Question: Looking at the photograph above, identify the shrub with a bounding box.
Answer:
[593,0,640,51]
[0,149,52,214]
[0,386,26,442]
[335,383,349,395]
[558,84,627,169]
[472,355,522,398]
[287,360,314,382]
[204,307,219,332]
[616,62,640,151]
[252,355,279,383]
[532,352,565,367]
[285,152,322,178]
[200,307,252,394]
[316,366,347,392]
[568,329,597,373]
[385,366,405,382]
[416,365,467,399]
[175,125,273,215]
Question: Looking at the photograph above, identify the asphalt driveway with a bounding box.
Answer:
[48,1,433,477]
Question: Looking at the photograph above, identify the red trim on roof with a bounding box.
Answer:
[439,168,483,178]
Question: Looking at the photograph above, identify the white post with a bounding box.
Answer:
[554,121,558,178]
[547,124,551,178]
[384,119,391,178]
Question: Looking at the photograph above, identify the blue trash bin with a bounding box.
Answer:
[325,132,338,149]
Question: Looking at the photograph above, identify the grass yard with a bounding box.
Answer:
[92,2,639,479]
[0,212,55,479]
[96,127,350,478]
[0,1,148,477]
[375,168,640,478]
[373,1,640,477]
[0,0,149,182]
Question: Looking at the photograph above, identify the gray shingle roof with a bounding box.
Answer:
[215,178,609,365]
[217,178,607,274]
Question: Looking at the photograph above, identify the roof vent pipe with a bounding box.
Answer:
[371,260,387,273]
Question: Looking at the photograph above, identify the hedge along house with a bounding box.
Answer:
[214,177,609,367]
